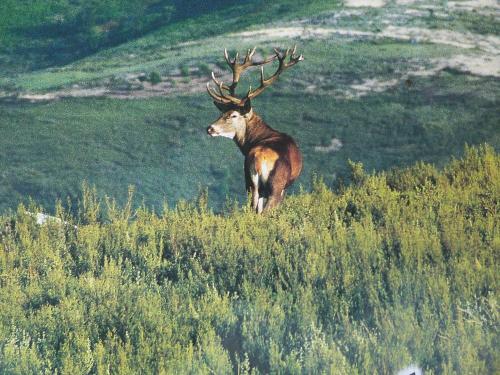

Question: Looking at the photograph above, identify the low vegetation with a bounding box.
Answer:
[0,145,497,374]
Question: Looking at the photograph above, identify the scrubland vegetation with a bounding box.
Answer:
[0,1,498,372]
[1,0,499,212]
[0,145,497,374]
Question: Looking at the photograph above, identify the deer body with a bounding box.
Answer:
[206,46,304,213]
[208,107,302,213]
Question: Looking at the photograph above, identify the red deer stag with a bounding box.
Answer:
[206,46,303,213]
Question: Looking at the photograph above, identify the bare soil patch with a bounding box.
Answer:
[345,0,386,7]
[6,2,499,102]
[314,138,343,153]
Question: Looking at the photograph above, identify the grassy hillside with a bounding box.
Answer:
[0,68,498,213]
[0,0,499,212]
[0,145,497,373]
[0,0,338,74]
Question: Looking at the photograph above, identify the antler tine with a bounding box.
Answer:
[224,48,231,65]
[244,47,257,63]
[211,72,231,92]
[249,47,256,60]
[276,45,303,66]
[206,82,225,102]
[289,45,304,66]
[246,45,304,101]
[220,47,278,94]
[206,82,242,105]
[207,82,226,102]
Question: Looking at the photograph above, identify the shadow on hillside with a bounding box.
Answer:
[4,0,253,72]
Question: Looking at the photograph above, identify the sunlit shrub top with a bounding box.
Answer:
[0,145,498,374]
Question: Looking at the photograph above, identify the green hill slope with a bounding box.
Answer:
[0,0,338,73]
[0,0,499,213]
[0,145,497,373]
[0,69,498,213]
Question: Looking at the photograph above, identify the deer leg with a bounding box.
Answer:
[257,197,265,213]
[245,161,259,212]
[250,172,261,212]
[263,190,284,212]
[252,187,260,212]
[263,161,289,212]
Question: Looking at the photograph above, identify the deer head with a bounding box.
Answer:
[206,46,304,138]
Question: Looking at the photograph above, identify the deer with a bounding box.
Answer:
[206,46,303,213]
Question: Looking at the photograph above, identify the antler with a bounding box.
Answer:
[247,46,304,100]
[207,46,303,106]
[223,47,277,94]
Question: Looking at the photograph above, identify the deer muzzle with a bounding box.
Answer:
[207,125,216,136]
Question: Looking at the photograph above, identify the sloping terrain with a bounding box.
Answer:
[0,146,497,373]
[2,0,499,97]
[0,0,498,212]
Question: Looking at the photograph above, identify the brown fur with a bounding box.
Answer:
[206,46,304,213]
[250,147,279,176]
[207,106,302,212]
[237,110,302,212]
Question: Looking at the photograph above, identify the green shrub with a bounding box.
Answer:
[180,64,190,77]
[148,71,162,85]
[107,75,133,91]
[0,145,497,373]
[197,63,212,77]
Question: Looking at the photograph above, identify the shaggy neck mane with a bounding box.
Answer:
[234,112,278,154]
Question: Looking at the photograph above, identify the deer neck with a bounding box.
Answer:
[234,111,276,154]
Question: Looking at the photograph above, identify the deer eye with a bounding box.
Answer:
[231,114,238,118]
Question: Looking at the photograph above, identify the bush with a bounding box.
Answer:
[0,145,497,373]
[197,62,212,76]
[179,64,190,77]
[148,71,162,85]
[107,75,133,90]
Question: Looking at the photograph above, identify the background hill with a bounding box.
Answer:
[0,0,498,212]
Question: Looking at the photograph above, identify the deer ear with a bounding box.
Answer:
[213,101,231,112]
[240,98,252,114]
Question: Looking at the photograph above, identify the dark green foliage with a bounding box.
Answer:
[197,63,212,77]
[179,64,190,77]
[148,71,162,85]
[0,146,497,373]
[0,0,176,70]
[0,0,340,73]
